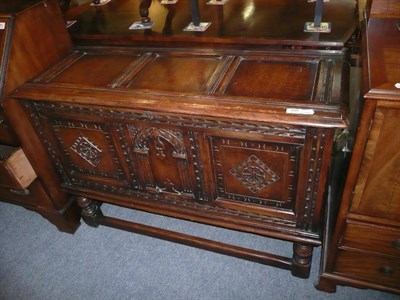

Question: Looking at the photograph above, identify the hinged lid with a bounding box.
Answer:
[11,47,349,128]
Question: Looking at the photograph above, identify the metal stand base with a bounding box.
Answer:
[129,21,155,30]
[183,22,211,32]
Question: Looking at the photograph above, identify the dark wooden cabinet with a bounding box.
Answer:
[0,0,80,233]
[2,0,359,280]
[316,2,400,294]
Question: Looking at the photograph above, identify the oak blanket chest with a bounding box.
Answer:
[6,43,349,278]
[3,0,360,278]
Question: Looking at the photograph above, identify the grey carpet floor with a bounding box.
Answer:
[0,201,397,300]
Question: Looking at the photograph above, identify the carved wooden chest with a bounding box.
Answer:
[6,44,349,278]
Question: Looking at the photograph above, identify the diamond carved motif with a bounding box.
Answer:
[230,155,280,193]
[71,135,103,167]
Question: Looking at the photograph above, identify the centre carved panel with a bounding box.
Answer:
[127,125,195,198]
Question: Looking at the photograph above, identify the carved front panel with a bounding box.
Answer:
[49,119,130,189]
[123,124,197,200]
[26,101,336,233]
[210,136,302,219]
[28,102,202,199]
[27,104,133,192]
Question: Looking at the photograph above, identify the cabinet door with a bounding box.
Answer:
[119,123,199,200]
[27,103,200,200]
[350,106,400,221]
[27,103,134,193]
[204,126,333,230]
[208,135,302,221]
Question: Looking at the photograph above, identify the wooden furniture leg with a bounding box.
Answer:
[292,242,313,278]
[76,196,103,227]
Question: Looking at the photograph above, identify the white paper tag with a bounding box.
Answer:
[183,22,211,32]
[0,22,5,30]
[286,108,315,115]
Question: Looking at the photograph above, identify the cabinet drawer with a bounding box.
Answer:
[334,250,400,289]
[0,182,36,206]
[0,145,37,189]
[0,178,54,207]
[342,221,400,257]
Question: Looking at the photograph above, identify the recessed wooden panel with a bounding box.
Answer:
[49,53,142,86]
[124,124,197,199]
[128,55,222,93]
[45,118,130,188]
[223,59,318,100]
[210,136,301,215]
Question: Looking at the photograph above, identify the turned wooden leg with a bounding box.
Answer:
[291,242,313,278]
[139,0,152,23]
[76,196,103,227]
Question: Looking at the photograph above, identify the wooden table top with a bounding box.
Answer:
[66,0,358,49]
[0,0,44,15]
[364,17,400,100]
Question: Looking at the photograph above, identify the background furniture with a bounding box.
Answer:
[0,0,80,233]
[316,0,400,295]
